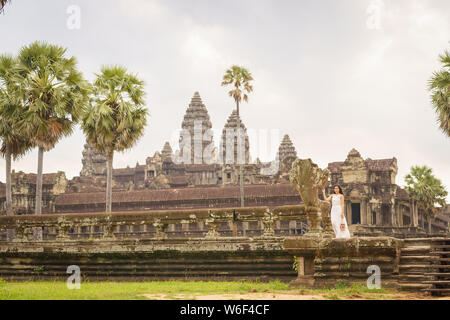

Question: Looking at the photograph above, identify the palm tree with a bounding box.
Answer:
[429,49,450,138]
[0,55,32,211]
[17,41,90,224]
[81,66,147,212]
[0,0,11,13]
[405,166,448,234]
[0,54,33,240]
[221,65,254,207]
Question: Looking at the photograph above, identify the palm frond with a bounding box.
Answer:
[82,65,148,156]
[221,65,254,105]
[429,49,450,137]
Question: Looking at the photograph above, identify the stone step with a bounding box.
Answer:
[422,288,450,294]
[403,239,432,247]
[426,273,450,278]
[399,283,432,291]
[423,280,450,284]
[400,255,431,264]
[429,265,450,270]
[402,246,432,249]
[430,251,450,256]
[399,264,431,274]
[401,246,431,255]
[431,245,450,249]
[398,274,432,282]
[430,257,450,262]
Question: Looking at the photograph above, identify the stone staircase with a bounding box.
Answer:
[423,238,450,296]
[398,238,433,291]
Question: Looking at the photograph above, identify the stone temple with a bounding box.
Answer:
[0,92,448,235]
[76,92,294,190]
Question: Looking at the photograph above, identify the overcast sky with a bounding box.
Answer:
[0,0,449,199]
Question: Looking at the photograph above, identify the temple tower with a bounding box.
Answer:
[80,143,107,177]
[161,142,173,162]
[277,134,297,170]
[178,92,214,164]
[220,109,250,165]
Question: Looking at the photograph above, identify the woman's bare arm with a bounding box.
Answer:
[340,195,345,219]
[322,189,332,201]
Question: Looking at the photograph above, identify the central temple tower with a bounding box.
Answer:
[178,92,215,164]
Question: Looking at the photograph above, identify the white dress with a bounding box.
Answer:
[331,194,351,239]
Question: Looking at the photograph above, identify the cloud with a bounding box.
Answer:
[0,0,449,201]
[118,0,168,22]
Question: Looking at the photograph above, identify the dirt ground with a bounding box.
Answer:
[140,291,450,300]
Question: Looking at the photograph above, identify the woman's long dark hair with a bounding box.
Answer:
[333,185,344,195]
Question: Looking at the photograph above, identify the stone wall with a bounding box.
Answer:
[0,208,446,288]
[284,237,402,288]
[0,206,304,281]
[0,238,296,281]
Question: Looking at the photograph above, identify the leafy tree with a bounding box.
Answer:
[221,65,254,207]
[0,55,32,223]
[17,41,90,227]
[81,66,147,212]
[405,165,448,234]
[429,49,450,137]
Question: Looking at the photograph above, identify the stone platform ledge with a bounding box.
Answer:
[0,237,286,254]
[284,236,402,254]
[284,236,402,288]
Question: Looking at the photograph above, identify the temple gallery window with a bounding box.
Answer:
[351,203,361,224]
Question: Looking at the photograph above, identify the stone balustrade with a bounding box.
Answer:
[0,205,308,242]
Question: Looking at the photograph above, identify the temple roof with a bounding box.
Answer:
[346,148,362,159]
[328,149,397,173]
[11,172,66,185]
[181,92,212,131]
[185,164,217,172]
[161,142,173,160]
[219,109,250,164]
[277,134,297,162]
[365,158,397,171]
[55,184,300,206]
[222,109,247,131]
[112,168,135,176]
[179,92,214,164]
[168,175,189,186]
[396,187,410,201]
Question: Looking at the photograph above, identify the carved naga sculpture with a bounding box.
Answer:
[289,159,332,237]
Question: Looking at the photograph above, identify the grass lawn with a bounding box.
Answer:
[0,278,430,300]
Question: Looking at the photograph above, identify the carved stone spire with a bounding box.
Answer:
[179,92,214,164]
[347,148,362,160]
[80,143,107,177]
[277,134,297,163]
[345,148,364,166]
[220,109,250,165]
[161,142,173,162]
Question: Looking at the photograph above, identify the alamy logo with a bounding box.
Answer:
[67,265,81,290]
[366,265,381,289]
[67,5,81,30]
[366,0,384,31]
[170,121,281,175]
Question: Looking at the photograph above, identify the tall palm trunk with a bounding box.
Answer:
[428,215,432,234]
[35,146,44,215]
[5,144,12,215]
[106,151,114,212]
[34,146,44,240]
[5,144,13,241]
[236,99,244,208]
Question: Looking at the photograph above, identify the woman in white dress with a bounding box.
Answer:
[322,185,351,239]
